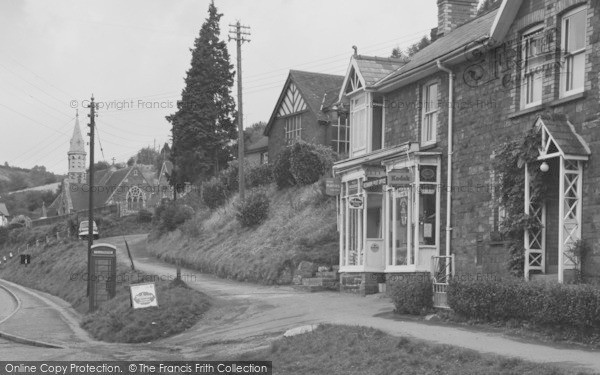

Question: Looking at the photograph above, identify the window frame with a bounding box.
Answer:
[520,24,544,109]
[284,114,302,144]
[350,94,368,155]
[560,6,587,98]
[421,81,439,146]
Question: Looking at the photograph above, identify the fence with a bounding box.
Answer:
[0,227,73,266]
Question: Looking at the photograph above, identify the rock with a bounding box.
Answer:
[317,266,330,272]
[424,314,441,322]
[283,325,319,337]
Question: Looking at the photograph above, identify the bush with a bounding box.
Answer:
[272,147,296,189]
[246,163,273,188]
[448,278,600,330]
[289,142,324,185]
[0,226,8,246]
[201,178,228,209]
[219,160,240,194]
[156,203,194,232]
[389,275,433,315]
[236,190,270,227]
[137,209,153,223]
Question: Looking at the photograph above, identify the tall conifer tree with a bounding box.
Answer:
[167,1,236,185]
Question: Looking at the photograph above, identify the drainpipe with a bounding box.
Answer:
[437,60,453,279]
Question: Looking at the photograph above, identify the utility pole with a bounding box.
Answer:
[229,21,250,200]
[86,95,96,309]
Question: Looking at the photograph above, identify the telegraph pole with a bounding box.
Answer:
[229,21,250,200]
[86,96,96,308]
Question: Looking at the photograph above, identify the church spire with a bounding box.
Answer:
[69,110,86,154]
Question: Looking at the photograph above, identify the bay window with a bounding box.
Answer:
[561,6,587,97]
[349,93,384,158]
[350,95,367,154]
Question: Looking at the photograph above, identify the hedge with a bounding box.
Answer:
[448,278,600,330]
[389,275,433,315]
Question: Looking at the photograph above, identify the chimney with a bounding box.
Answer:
[430,27,439,42]
[437,0,479,37]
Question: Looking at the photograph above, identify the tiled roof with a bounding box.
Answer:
[538,115,590,157]
[354,55,407,87]
[290,70,344,121]
[377,9,499,86]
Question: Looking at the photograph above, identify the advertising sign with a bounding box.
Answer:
[363,176,387,189]
[388,169,412,187]
[325,178,342,196]
[348,196,364,209]
[130,282,159,309]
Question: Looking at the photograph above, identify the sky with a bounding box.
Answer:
[0,0,440,175]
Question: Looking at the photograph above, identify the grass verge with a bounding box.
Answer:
[244,325,592,375]
[147,183,338,284]
[0,235,209,343]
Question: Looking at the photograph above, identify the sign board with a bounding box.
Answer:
[347,180,359,195]
[130,282,159,309]
[348,196,364,209]
[325,178,342,196]
[20,254,31,265]
[388,169,412,187]
[363,176,387,189]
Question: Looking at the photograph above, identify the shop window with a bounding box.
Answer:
[418,166,437,246]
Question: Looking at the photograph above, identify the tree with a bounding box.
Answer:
[477,0,501,15]
[390,35,431,59]
[166,2,237,185]
[135,147,160,165]
[88,161,110,172]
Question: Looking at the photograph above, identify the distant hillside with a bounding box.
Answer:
[0,164,63,195]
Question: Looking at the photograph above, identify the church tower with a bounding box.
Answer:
[68,110,87,183]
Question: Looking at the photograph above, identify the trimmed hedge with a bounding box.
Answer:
[448,278,600,330]
[389,275,433,315]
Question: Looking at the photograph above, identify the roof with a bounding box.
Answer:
[536,115,590,157]
[265,70,344,135]
[69,113,86,154]
[0,203,9,216]
[246,136,268,153]
[377,9,499,86]
[354,55,407,87]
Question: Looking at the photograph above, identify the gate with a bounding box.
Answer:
[431,255,454,308]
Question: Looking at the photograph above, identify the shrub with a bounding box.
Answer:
[389,275,433,315]
[201,178,228,209]
[312,143,339,173]
[236,190,270,227]
[156,203,193,232]
[137,209,153,223]
[0,226,8,246]
[272,147,296,189]
[246,163,273,188]
[289,142,324,185]
[448,278,600,330]
[219,160,240,194]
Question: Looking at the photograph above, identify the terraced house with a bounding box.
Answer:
[333,0,600,300]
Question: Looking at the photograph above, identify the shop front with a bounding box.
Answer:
[334,144,441,294]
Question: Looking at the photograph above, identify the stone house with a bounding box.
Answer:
[333,0,600,297]
[264,70,349,160]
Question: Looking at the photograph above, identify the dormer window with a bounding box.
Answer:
[560,6,587,97]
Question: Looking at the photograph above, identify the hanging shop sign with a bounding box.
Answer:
[325,178,342,196]
[348,196,364,209]
[388,169,412,188]
[420,166,437,182]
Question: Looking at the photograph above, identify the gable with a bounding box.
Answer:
[277,82,307,117]
[344,66,364,95]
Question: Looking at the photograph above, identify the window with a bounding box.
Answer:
[418,166,437,246]
[126,186,146,211]
[561,7,587,97]
[521,25,544,108]
[285,115,301,144]
[388,187,414,266]
[421,82,438,145]
[331,114,349,155]
[350,95,367,154]
[341,179,363,267]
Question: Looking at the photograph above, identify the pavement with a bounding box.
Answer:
[1,233,599,373]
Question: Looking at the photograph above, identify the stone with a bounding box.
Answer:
[425,314,441,322]
[283,325,319,337]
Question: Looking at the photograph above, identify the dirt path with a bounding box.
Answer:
[103,234,600,372]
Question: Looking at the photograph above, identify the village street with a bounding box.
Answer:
[0,233,599,372]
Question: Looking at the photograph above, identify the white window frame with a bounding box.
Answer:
[421,82,438,146]
[350,94,368,156]
[521,25,544,108]
[331,116,350,155]
[560,6,587,98]
[284,115,302,144]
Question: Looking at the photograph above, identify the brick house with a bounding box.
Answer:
[264,70,349,160]
[333,0,600,296]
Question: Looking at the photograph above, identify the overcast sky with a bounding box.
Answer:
[0,0,439,174]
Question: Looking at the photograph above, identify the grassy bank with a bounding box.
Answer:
[245,325,590,375]
[147,183,338,284]
[0,235,209,343]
